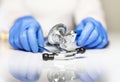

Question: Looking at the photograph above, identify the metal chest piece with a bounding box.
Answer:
[42,23,86,61]
[47,23,77,51]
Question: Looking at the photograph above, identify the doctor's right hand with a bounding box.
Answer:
[9,16,44,53]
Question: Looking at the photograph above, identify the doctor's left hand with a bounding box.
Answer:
[75,17,109,49]
[9,16,44,53]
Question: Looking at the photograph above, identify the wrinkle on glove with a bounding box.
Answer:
[75,17,109,49]
[9,16,44,52]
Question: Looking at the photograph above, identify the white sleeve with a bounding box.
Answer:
[74,0,107,29]
[0,0,31,31]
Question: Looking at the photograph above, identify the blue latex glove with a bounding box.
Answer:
[75,17,109,49]
[9,16,44,53]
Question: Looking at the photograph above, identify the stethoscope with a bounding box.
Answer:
[41,23,86,61]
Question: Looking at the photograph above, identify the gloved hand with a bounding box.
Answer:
[75,17,108,49]
[9,16,44,53]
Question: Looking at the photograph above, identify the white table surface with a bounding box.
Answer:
[0,32,120,82]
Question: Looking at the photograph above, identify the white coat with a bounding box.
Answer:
[0,0,106,36]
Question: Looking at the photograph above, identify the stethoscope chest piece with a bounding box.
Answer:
[42,23,86,61]
[48,23,67,45]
